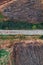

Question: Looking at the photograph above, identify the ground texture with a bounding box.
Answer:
[13,41,43,65]
[2,0,43,23]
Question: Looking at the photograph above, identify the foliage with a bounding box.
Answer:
[39,35,43,39]
[32,25,37,29]
[0,49,10,65]
[0,13,4,18]
[0,20,43,29]
[0,49,9,58]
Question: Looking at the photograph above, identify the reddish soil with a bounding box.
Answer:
[0,0,12,5]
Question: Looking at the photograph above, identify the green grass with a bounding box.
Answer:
[0,20,43,29]
[0,13,4,19]
[0,49,10,65]
[0,49,9,58]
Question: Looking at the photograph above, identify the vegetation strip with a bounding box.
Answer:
[0,21,43,29]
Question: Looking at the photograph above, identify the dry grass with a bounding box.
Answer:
[0,35,43,49]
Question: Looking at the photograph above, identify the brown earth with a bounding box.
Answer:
[2,0,43,23]
[0,0,12,5]
[13,41,43,65]
[0,0,16,11]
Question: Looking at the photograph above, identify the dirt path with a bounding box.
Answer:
[0,30,43,35]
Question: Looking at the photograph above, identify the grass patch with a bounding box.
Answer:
[0,35,43,40]
[0,13,4,19]
[0,49,9,58]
